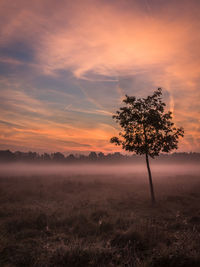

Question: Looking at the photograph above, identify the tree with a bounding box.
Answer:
[67,154,75,162]
[110,88,184,204]
[89,152,98,161]
[41,153,51,161]
[98,152,105,160]
[0,150,15,162]
[52,152,65,162]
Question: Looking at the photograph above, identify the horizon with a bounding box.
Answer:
[0,0,200,153]
[1,148,200,158]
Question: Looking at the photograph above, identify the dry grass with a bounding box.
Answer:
[0,171,200,266]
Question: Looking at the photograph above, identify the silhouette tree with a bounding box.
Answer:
[110,88,184,203]
[52,152,65,162]
[41,153,51,161]
[67,153,76,162]
[0,150,14,162]
[89,152,98,161]
[98,152,105,160]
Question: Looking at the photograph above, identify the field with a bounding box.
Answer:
[0,164,200,266]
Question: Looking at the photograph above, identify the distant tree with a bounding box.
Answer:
[89,152,98,161]
[27,151,38,161]
[14,151,26,161]
[98,152,105,160]
[110,88,184,203]
[41,153,51,161]
[52,152,65,162]
[79,154,87,161]
[67,154,76,162]
[0,150,14,162]
[113,152,123,160]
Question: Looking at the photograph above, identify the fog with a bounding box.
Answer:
[0,162,199,177]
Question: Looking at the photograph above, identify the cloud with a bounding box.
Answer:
[0,89,51,116]
[0,56,24,65]
[0,119,25,129]
[0,85,118,152]
[33,1,199,84]
[0,0,199,152]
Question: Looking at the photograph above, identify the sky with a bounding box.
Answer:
[0,0,199,154]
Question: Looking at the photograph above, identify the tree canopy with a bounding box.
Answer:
[111,88,184,158]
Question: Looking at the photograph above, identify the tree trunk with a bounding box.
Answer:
[145,153,156,204]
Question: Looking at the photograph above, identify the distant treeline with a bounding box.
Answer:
[0,150,199,163]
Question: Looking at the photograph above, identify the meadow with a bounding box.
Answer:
[0,163,200,266]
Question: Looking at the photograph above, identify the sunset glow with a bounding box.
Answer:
[0,0,199,153]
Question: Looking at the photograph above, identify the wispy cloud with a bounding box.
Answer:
[65,106,112,116]
[0,0,199,152]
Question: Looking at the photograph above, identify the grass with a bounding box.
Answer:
[0,171,200,266]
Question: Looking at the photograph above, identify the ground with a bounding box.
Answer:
[0,168,200,266]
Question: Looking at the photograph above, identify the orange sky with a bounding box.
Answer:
[0,0,199,153]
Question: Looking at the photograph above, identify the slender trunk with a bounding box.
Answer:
[145,153,155,204]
